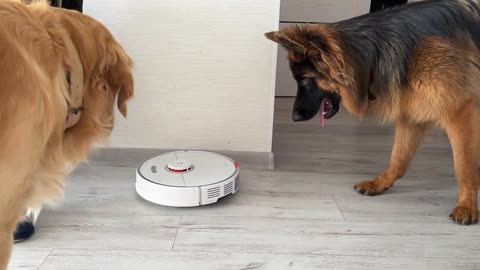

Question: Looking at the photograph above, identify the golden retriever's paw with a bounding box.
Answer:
[14,220,35,243]
[354,180,391,196]
[450,206,479,225]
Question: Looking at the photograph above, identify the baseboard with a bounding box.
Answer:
[87,147,275,170]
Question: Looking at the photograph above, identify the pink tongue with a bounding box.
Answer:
[320,99,325,128]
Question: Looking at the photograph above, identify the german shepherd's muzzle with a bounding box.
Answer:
[292,76,341,122]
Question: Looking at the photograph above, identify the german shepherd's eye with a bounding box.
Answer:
[300,78,313,88]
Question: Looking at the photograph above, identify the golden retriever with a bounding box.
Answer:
[0,1,134,268]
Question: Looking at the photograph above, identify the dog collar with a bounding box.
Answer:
[63,36,84,130]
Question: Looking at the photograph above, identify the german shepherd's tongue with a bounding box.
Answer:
[320,98,326,128]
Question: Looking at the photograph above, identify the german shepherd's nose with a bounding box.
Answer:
[292,111,304,122]
[292,109,316,122]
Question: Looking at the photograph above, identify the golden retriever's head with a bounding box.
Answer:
[56,8,134,138]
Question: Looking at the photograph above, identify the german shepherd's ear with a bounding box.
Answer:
[308,29,368,117]
[265,30,307,54]
[265,25,351,85]
[305,30,352,86]
[307,29,368,115]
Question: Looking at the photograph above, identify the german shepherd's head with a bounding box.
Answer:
[266,24,368,122]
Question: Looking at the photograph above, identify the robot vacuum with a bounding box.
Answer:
[135,150,240,207]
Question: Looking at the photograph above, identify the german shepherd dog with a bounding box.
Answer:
[266,0,480,225]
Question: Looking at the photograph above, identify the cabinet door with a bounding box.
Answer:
[280,0,370,23]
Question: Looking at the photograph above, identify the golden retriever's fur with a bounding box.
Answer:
[0,1,134,268]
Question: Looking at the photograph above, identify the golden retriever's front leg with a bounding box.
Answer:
[0,198,25,270]
[0,232,13,270]
[0,174,32,269]
[443,100,479,225]
[354,118,428,196]
[0,128,43,269]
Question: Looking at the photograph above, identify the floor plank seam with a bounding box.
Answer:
[171,216,182,251]
[36,248,54,270]
[331,195,346,221]
[38,212,465,224]
[37,248,480,260]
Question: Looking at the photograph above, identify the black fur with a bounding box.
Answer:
[13,220,35,243]
[370,0,407,12]
[334,0,480,102]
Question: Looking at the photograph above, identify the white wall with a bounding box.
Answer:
[84,0,280,153]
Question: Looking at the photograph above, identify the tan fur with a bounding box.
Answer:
[355,119,429,195]
[0,1,134,268]
[266,23,480,225]
[441,99,479,223]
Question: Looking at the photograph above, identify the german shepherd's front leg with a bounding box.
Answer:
[354,118,427,196]
[443,99,479,225]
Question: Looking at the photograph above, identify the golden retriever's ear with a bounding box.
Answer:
[103,43,134,117]
[115,58,134,118]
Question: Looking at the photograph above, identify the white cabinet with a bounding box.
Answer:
[85,0,280,152]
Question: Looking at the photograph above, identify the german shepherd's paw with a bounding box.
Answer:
[449,206,479,225]
[354,180,391,196]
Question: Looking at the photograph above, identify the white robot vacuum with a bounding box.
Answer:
[135,150,240,207]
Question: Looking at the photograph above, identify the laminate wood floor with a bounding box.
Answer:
[11,97,480,270]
